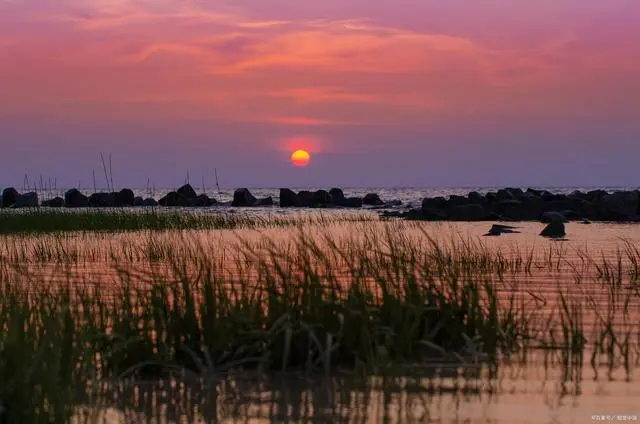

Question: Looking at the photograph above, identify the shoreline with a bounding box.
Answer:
[2,184,640,223]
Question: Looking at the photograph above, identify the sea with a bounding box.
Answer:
[6,185,640,423]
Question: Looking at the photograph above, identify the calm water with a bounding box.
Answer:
[4,219,640,423]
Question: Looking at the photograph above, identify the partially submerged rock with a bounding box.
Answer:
[483,224,520,236]
[540,221,566,238]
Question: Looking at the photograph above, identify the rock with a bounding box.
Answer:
[599,191,639,220]
[232,188,257,207]
[418,208,449,220]
[447,195,469,207]
[329,188,346,205]
[42,196,64,207]
[88,192,116,207]
[343,197,363,208]
[450,204,491,221]
[64,189,89,207]
[526,188,543,197]
[279,188,299,207]
[13,192,38,207]
[541,200,573,213]
[363,193,383,206]
[195,194,216,207]
[1,187,19,207]
[312,190,332,207]
[540,221,566,238]
[257,196,274,206]
[142,198,158,206]
[483,224,520,237]
[468,191,485,204]
[541,211,568,223]
[587,189,608,201]
[116,188,135,206]
[422,197,447,210]
[381,210,404,218]
[158,191,179,206]
[495,200,536,220]
[133,196,144,206]
[176,184,197,201]
[297,191,313,207]
[386,200,402,207]
[496,189,517,202]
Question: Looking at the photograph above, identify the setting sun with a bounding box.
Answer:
[290,149,311,167]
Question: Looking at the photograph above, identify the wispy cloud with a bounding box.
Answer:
[1,0,639,126]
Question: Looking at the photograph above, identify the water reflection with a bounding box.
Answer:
[72,358,640,424]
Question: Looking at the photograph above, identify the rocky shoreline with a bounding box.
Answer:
[1,185,639,223]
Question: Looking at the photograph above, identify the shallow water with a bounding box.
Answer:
[4,219,640,423]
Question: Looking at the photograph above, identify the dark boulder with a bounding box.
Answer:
[541,200,573,213]
[409,207,448,221]
[13,192,38,208]
[116,188,135,206]
[142,198,158,206]
[297,191,313,207]
[540,221,566,238]
[329,188,346,205]
[447,195,468,207]
[496,189,517,202]
[88,192,116,207]
[485,192,498,204]
[279,188,298,207]
[133,196,144,206]
[177,184,197,201]
[450,204,491,221]
[343,197,363,208]
[422,197,447,210]
[42,196,64,207]
[381,210,405,218]
[257,196,274,206]
[363,193,383,206]
[158,191,179,206]
[312,190,332,207]
[232,188,258,207]
[467,191,485,204]
[1,187,19,207]
[587,189,608,201]
[541,211,568,223]
[195,194,216,207]
[494,200,532,220]
[598,191,638,220]
[64,189,89,207]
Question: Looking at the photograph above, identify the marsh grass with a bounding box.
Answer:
[0,209,375,235]
[1,221,640,421]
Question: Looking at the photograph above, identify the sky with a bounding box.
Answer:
[1,0,639,189]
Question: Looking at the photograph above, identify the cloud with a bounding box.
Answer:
[1,0,639,126]
[251,116,365,126]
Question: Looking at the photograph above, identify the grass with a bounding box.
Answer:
[0,220,639,421]
[0,208,375,234]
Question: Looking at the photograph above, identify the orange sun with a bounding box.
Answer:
[290,149,311,167]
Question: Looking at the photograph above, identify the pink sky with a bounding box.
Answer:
[1,0,639,188]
